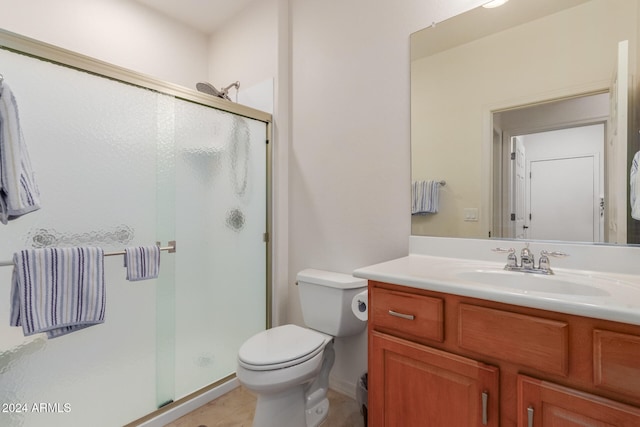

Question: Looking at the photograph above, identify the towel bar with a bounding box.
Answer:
[0,240,176,267]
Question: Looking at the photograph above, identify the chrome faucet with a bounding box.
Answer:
[520,246,534,269]
[492,246,568,275]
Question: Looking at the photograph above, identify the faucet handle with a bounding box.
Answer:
[540,250,569,258]
[538,250,568,274]
[492,248,517,267]
[492,247,515,254]
[538,252,551,272]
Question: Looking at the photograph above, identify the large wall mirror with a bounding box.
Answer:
[411,0,640,245]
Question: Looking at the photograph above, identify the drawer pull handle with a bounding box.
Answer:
[527,406,534,427]
[482,391,488,425]
[388,310,415,320]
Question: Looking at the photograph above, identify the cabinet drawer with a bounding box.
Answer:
[371,287,443,342]
[594,329,640,397]
[459,304,569,376]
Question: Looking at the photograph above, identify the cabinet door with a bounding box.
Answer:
[518,375,640,426]
[369,331,499,427]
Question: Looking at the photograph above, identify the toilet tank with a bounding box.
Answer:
[297,269,367,337]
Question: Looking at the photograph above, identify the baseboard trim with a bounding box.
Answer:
[135,377,240,427]
[329,376,357,400]
[132,375,358,426]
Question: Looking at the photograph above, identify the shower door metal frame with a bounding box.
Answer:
[0,27,273,424]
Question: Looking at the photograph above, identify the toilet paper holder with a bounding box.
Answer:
[352,290,369,321]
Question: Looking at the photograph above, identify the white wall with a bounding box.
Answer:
[0,0,209,88]
[207,0,278,92]
[205,0,287,326]
[287,0,486,395]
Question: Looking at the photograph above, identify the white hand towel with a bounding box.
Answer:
[0,82,41,224]
[10,247,106,338]
[124,245,161,281]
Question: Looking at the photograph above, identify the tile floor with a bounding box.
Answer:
[165,386,365,427]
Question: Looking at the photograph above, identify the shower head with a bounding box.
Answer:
[196,82,223,97]
[196,81,240,101]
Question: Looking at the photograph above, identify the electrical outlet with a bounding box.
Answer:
[463,208,479,222]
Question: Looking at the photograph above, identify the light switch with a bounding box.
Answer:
[463,208,479,222]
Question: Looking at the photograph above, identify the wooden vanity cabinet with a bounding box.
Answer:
[368,281,640,427]
[517,375,640,427]
[370,331,499,427]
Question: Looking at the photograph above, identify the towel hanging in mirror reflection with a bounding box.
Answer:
[631,151,640,220]
[411,180,444,215]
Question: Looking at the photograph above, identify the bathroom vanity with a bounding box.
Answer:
[355,251,640,427]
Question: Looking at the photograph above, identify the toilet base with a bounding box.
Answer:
[252,386,307,427]
[250,386,330,427]
[305,396,329,427]
[304,341,334,426]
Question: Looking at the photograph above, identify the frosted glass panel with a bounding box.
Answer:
[0,45,268,426]
[173,103,267,398]
[0,50,159,427]
[154,95,178,408]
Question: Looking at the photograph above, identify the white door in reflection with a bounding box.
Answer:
[516,124,605,243]
[528,155,600,242]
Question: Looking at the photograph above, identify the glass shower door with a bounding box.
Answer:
[0,48,167,427]
[166,101,268,401]
[0,38,270,426]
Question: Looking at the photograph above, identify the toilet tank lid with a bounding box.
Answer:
[297,269,367,289]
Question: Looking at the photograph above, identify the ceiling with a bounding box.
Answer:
[134,0,258,34]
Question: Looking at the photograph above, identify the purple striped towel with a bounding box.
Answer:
[10,247,106,338]
[124,245,160,281]
[0,82,41,224]
[411,180,440,215]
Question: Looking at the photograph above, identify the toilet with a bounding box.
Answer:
[236,269,367,427]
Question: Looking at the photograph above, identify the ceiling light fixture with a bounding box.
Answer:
[483,0,509,8]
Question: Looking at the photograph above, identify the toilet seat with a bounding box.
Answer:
[238,324,329,371]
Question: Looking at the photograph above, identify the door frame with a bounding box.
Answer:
[486,85,610,240]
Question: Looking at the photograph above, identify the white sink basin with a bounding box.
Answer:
[354,254,640,325]
[457,269,611,296]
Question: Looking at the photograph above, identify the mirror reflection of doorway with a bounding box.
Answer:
[493,93,608,243]
[515,126,604,242]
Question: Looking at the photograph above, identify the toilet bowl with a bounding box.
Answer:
[237,324,334,427]
[236,269,367,427]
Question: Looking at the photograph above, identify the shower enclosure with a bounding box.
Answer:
[0,30,270,427]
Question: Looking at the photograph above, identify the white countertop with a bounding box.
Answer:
[353,254,640,326]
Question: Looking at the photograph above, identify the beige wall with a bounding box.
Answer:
[411,0,639,239]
